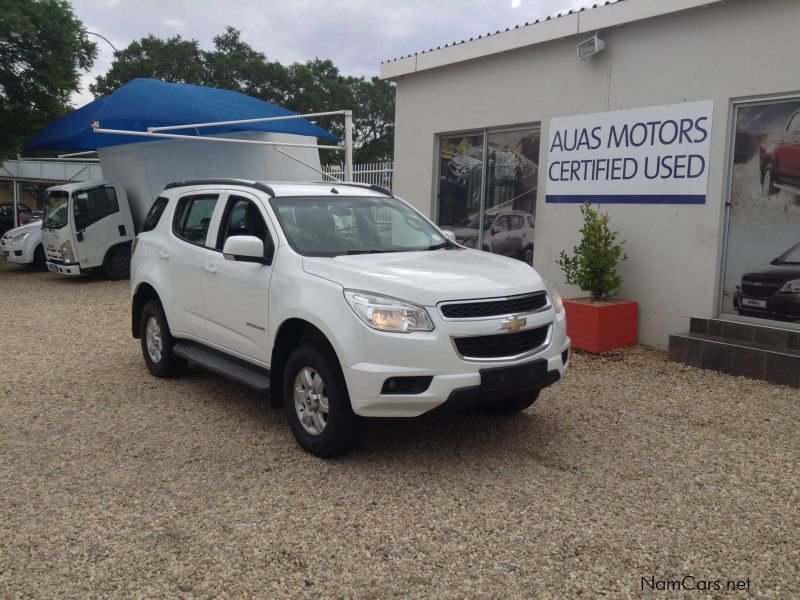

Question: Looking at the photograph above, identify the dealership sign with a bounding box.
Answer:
[545,101,713,204]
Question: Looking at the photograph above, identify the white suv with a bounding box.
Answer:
[131,180,569,457]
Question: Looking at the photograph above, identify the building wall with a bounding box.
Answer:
[390,0,800,348]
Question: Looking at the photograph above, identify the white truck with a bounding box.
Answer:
[130,179,570,457]
[41,132,322,279]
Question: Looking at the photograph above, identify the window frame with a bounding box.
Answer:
[215,194,274,257]
[171,193,220,248]
[72,185,119,230]
[140,196,169,233]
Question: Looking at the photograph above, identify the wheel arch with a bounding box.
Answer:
[270,318,341,409]
[132,282,161,339]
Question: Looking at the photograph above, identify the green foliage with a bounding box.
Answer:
[89,27,395,164]
[0,0,97,159]
[557,202,628,301]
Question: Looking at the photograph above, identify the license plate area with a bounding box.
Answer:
[741,297,767,308]
[480,359,547,394]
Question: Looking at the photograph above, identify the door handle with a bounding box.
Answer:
[204,265,217,274]
[158,250,170,260]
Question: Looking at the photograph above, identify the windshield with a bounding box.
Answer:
[270,196,450,257]
[43,191,69,229]
[776,243,800,265]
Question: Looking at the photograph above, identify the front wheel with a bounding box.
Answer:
[140,300,186,378]
[104,247,131,280]
[33,244,47,271]
[283,342,361,457]
[482,389,540,415]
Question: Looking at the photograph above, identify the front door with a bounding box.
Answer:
[72,184,127,267]
[202,193,274,364]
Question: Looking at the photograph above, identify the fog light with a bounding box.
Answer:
[381,376,433,395]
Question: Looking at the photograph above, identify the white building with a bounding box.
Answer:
[381,0,800,351]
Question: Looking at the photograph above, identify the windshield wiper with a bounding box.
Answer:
[426,241,454,250]
[346,249,397,255]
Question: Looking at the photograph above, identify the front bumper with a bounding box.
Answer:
[0,243,32,265]
[344,305,569,417]
[734,291,800,320]
[46,260,82,275]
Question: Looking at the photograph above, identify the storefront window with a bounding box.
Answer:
[721,98,800,325]
[436,125,540,265]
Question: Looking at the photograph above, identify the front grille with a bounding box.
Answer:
[742,279,780,298]
[441,292,548,319]
[453,324,550,359]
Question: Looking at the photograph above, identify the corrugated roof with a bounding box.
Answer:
[381,1,624,64]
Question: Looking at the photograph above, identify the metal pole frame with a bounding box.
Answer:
[91,109,356,182]
[12,178,18,230]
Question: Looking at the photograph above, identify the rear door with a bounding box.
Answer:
[166,192,220,338]
[201,192,274,364]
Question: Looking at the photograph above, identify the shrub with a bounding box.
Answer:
[557,202,627,301]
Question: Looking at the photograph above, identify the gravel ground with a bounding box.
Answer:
[1,260,798,599]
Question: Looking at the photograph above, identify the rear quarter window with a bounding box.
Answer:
[140,197,169,233]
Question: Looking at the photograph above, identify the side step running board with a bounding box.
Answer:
[173,341,271,393]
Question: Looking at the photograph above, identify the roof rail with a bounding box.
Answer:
[333,182,394,197]
[164,179,275,196]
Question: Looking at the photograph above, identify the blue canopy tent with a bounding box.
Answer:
[23,78,339,152]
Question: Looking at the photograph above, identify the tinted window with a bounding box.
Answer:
[217,196,272,251]
[173,195,218,246]
[527,215,535,228]
[73,186,119,230]
[494,217,509,232]
[141,197,169,233]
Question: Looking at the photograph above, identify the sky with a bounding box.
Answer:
[69,0,602,106]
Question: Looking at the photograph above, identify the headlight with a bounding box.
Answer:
[344,290,434,333]
[12,232,30,245]
[545,280,564,313]
[60,240,74,263]
[780,279,800,293]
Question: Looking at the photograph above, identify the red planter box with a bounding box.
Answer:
[563,299,638,353]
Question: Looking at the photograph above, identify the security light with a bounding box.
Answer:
[577,34,606,60]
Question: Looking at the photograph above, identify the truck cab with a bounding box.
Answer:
[41,181,135,279]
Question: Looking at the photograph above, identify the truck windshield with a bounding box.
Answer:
[270,196,451,257]
[43,191,69,229]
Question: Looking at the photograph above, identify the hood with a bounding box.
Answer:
[303,249,543,307]
[2,220,41,239]
[743,263,800,281]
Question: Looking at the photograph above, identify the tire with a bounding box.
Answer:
[762,164,778,196]
[482,389,540,415]
[104,246,131,280]
[282,341,361,458]
[33,244,47,271]
[523,245,534,265]
[140,300,186,378]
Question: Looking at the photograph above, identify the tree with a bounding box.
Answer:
[90,34,204,96]
[89,28,394,164]
[0,0,96,159]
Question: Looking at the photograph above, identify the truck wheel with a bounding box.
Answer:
[140,300,186,378]
[104,247,131,280]
[283,342,361,457]
[762,165,777,196]
[482,389,540,415]
[33,244,47,271]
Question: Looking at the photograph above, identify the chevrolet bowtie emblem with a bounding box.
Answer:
[500,315,527,332]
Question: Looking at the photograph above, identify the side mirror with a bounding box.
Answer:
[491,226,501,235]
[223,235,270,264]
[442,230,457,243]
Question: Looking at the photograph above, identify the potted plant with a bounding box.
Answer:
[556,202,637,353]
